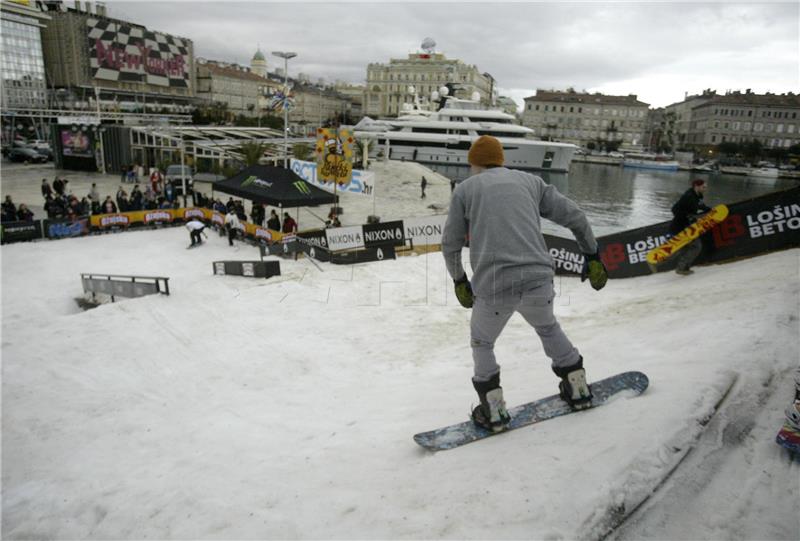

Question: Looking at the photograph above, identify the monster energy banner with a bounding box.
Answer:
[546,186,800,279]
[290,159,375,199]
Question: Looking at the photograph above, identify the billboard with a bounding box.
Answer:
[87,17,190,88]
[60,129,93,158]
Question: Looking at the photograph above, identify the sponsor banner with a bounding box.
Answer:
[403,214,448,246]
[246,223,276,243]
[297,229,328,249]
[44,217,90,239]
[314,127,354,185]
[0,220,42,243]
[297,236,332,262]
[290,159,375,199]
[553,186,800,279]
[93,213,131,229]
[325,225,365,252]
[87,17,190,88]
[183,207,208,220]
[363,220,406,248]
[143,210,174,224]
[330,245,396,265]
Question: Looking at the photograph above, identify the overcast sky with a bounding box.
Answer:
[113,1,799,110]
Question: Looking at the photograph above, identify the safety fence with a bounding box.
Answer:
[5,187,799,278]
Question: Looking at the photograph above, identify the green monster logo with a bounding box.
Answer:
[241,175,257,187]
[294,181,311,195]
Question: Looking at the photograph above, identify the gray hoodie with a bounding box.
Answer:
[442,167,597,298]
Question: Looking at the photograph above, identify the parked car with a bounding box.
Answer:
[165,164,194,195]
[8,147,48,164]
[34,147,53,161]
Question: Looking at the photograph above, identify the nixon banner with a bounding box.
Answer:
[362,220,405,248]
[0,220,42,244]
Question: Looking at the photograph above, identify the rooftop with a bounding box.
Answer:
[525,89,649,107]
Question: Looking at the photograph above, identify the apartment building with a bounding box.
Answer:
[688,90,800,149]
[365,50,493,117]
[522,89,649,148]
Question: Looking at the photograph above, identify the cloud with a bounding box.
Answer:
[114,1,799,107]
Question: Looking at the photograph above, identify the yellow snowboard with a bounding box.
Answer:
[647,204,729,268]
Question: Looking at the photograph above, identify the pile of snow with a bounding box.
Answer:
[2,228,798,539]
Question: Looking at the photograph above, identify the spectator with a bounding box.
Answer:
[2,196,17,222]
[235,200,247,221]
[16,204,34,222]
[226,197,236,213]
[116,186,127,211]
[213,199,226,214]
[670,179,712,276]
[282,212,297,233]
[420,175,428,199]
[41,178,53,199]
[130,184,143,211]
[89,183,100,202]
[102,196,117,214]
[267,209,281,231]
[164,182,174,203]
[251,202,265,226]
[149,167,163,194]
[118,193,130,212]
[158,197,172,210]
[53,177,64,196]
[126,166,136,184]
[89,196,101,215]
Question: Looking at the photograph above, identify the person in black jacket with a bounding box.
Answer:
[670,179,712,275]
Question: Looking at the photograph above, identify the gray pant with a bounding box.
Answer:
[676,238,702,271]
[470,280,580,382]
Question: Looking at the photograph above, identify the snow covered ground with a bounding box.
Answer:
[2,227,798,539]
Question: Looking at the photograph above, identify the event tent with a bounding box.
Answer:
[211,165,336,208]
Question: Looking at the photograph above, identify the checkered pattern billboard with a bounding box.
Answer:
[87,17,190,88]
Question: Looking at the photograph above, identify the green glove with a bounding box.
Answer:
[454,274,474,308]
[581,252,608,291]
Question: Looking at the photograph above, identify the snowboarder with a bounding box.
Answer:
[420,176,428,199]
[186,218,207,246]
[670,179,712,275]
[224,209,241,246]
[442,135,608,432]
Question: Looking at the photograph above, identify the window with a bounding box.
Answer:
[535,104,539,111]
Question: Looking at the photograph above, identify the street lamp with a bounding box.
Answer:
[272,50,297,168]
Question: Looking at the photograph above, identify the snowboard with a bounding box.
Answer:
[775,422,800,458]
[413,371,649,451]
[646,204,729,270]
[186,240,204,249]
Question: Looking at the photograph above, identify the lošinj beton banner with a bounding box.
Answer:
[548,186,800,279]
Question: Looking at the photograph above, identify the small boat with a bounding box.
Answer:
[622,153,680,171]
[747,167,779,178]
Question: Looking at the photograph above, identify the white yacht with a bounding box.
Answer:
[354,87,576,172]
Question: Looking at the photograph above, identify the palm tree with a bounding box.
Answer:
[240,142,269,166]
[354,139,371,170]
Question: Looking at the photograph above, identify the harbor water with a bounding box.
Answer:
[427,162,799,238]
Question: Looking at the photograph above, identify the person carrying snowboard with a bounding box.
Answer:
[669,179,712,275]
[186,218,207,246]
[442,135,608,432]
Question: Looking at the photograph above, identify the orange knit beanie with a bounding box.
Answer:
[467,135,504,167]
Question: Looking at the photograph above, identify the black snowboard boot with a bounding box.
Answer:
[554,357,593,410]
[471,373,511,432]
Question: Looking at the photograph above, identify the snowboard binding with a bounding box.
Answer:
[554,359,593,410]
[471,374,511,432]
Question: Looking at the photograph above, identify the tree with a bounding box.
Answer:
[354,139,371,169]
[741,139,763,161]
[717,141,741,156]
[292,142,312,161]
[240,142,269,166]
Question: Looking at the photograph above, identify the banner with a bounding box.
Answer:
[402,214,448,246]
[44,217,90,239]
[549,186,800,279]
[0,220,42,244]
[363,220,406,248]
[325,225,365,252]
[87,18,190,88]
[314,128,354,185]
[290,159,374,199]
